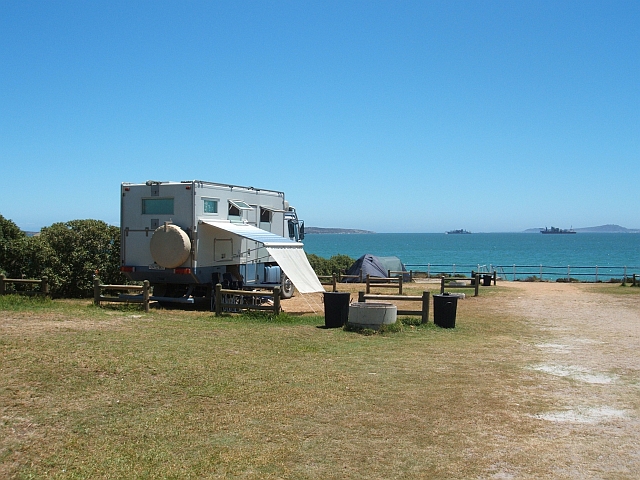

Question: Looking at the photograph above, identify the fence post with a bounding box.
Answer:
[0,274,5,295]
[273,287,281,314]
[440,276,445,294]
[366,274,371,294]
[410,270,413,282]
[595,265,598,283]
[93,278,101,306]
[567,265,570,282]
[513,264,516,281]
[358,291,365,302]
[40,276,49,296]
[540,265,543,281]
[332,273,337,292]
[215,283,222,316]
[398,275,403,295]
[474,274,479,296]
[623,266,627,285]
[633,274,637,287]
[493,270,497,285]
[143,280,150,313]
[421,291,430,324]
[427,263,430,278]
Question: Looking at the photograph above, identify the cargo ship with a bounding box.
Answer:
[540,227,576,234]
[446,229,471,234]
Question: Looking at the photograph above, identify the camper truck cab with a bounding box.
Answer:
[120,180,320,308]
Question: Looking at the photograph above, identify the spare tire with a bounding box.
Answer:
[150,223,191,268]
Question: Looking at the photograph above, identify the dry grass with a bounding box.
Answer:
[1,283,639,479]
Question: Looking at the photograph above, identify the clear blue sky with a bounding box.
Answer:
[1,1,638,233]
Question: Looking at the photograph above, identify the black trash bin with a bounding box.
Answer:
[433,293,458,328]
[483,275,492,286]
[323,292,351,328]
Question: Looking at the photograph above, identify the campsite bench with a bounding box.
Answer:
[358,291,430,324]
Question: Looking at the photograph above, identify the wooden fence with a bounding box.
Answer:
[0,274,49,296]
[215,284,281,316]
[318,274,338,292]
[440,275,480,296]
[93,278,151,312]
[358,291,430,324]
[365,274,403,294]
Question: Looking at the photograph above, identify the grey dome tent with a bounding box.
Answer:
[343,254,409,282]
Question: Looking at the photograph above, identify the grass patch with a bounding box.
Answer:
[585,283,640,295]
[0,294,54,311]
[3,284,633,478]
[221,310,322,326]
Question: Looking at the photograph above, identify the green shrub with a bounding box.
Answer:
[306,253,355,277]
[0,216,124,298]
[38,220,124,297]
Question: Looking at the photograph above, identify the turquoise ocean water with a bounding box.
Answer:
[302,233,640,281]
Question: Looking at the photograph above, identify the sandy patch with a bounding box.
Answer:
[531,406,628,424]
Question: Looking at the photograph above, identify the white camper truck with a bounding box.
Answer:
[120,180,323,308]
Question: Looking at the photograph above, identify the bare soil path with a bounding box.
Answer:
[496,282,640,478]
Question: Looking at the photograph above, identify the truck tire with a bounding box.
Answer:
[280,273,294,299]
[149,223,191,269]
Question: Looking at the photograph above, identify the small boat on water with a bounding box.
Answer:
[540,226,576,234]
[447,229,471,234]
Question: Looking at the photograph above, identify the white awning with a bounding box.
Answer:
[200,221,324,293]
[200,220,302,247]
[265,247,324,294]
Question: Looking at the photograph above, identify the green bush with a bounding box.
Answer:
[38,220,124,297]
[306,253,355,277]
[0,216,124,298]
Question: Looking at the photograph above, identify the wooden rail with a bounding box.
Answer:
[93,278,151,312]
[0,274,49,296]
[215,284,281,316]
[388,270,413,282]
[358,291,430,324]
[318,274,338,291]
[340,273,363,282]
[440,275,480,297]
[365,274,403,294]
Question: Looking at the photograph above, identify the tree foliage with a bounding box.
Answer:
[0,214,31,277]
[38,220,123,297]
[0,216,124,297]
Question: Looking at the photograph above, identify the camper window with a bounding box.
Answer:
[142,198,174,215]
[203,199,218,214]
[260,208,272,223]
[228,200,252,218]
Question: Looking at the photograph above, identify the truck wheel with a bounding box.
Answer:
[280,273,294,299]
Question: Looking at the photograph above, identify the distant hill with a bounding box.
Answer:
[524,224,640,233]
[305,227,375,234]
